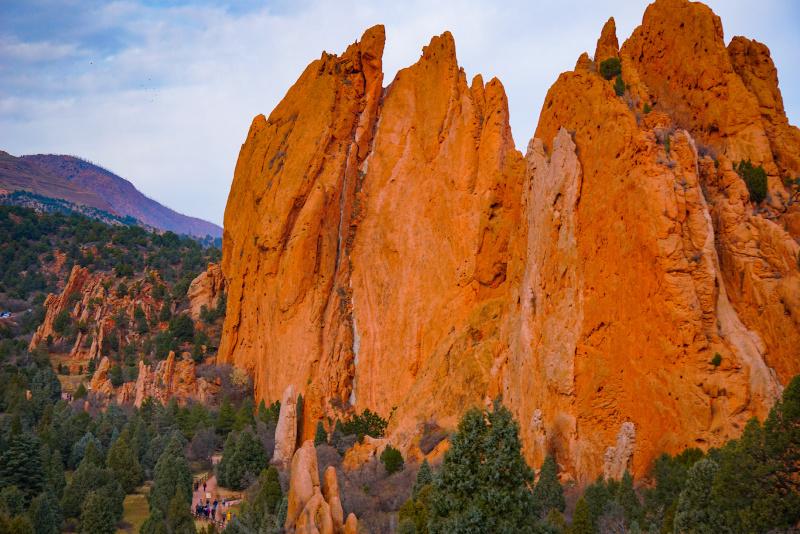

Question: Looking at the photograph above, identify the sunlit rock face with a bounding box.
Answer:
[220,0,800,482]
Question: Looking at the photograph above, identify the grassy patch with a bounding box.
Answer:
[116,485,150,533]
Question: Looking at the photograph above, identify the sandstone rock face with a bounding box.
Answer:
[30,265,160,364]
[89,351,219,407]
[272,385,299,470]
[187,263,226,320]
[220,0,800,482]
[286,441,355,534]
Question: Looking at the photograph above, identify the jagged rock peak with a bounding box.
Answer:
[594,16,619,62]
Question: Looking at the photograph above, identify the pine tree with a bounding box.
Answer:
[428,402,539,533]
[570,497,592,534]
[148,435,192,519]
[46,450,66,499]
[413,459,433,498]
[106,435,143,493]
[0,432,44,501]
[533,455,565,517]
[674,459,720,533]
[314,421,327,446]
[216,397,235,436]
[253,467,283,516]
[80,491,116,534]
[166,487,195,534]
[28,491,62,534]
[233,398,255,431]
[617,471,642,527]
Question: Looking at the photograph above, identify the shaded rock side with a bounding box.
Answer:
[272,385,299,470]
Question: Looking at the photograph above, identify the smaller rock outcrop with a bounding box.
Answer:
[603,422,636,480]
[285,441,357,534]
[88,351,219,407]
[272,385,299,470]
[187,263,226,320]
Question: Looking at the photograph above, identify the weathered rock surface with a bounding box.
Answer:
[89,351,219,407]
[30,265,161,366]
[187,262,226,320]
[272,385,299,470]
[286,441,356,534]
[220,0,800,482]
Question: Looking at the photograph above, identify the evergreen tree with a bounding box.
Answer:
[617,471,642,527]
[217,430,268,490]
[583,477,611,530]
[233,398,255,431]
[0,486,25,517]
[253,467,283,517]
[427,402,540,533]
[45,450,66,499]
[674,459,720,533]
[381,445,404,474]
[413,459,433,498]
[166,487,195,534]
[0,432,44,501]
[533,455,565,517]
[314,421,327,446]
[148,435,192,519]
[570,497,592,534]
[106,435,143,493]
[80,491,116,534]
[28,491,62,534]
[216,397,235,436]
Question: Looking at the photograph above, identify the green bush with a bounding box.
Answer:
[599,57,622,80]
[380,445,404,474]
[735,160,768,204]
[53,310,71,335]
[338,409,388,441]
[614,75,626,97]
[643,103,652,114]
[711,353,722,367]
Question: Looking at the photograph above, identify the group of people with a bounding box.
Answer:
[192,479,235,526]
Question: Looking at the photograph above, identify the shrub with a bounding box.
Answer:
[711,353,722,367]
[643,103,652,114]
[614,75,626,97]
[115,282,128,298]
[53,310,71,335]
[338,409,388,442]
[380,445,404,475]
[735,160,768,204]
[599,57,622,80]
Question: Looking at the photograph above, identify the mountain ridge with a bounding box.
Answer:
[0,150,222,238]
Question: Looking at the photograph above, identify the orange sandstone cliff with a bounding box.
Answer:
[219,0,800,482]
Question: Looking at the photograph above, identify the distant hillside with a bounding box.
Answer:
[0,151,222,238]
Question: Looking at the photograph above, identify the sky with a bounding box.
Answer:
[1,1,798,226]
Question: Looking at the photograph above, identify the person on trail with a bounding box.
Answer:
[203,481,207,492]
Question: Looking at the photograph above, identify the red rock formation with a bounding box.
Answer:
[89,352,219,407]
[187,263,226,320]
[220,0,800,482]
[30,265,160,363]
[285,441,357,534]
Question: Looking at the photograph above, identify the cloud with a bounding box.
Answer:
[0,0,798,226]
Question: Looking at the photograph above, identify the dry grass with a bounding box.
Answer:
[116,484,151,533]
